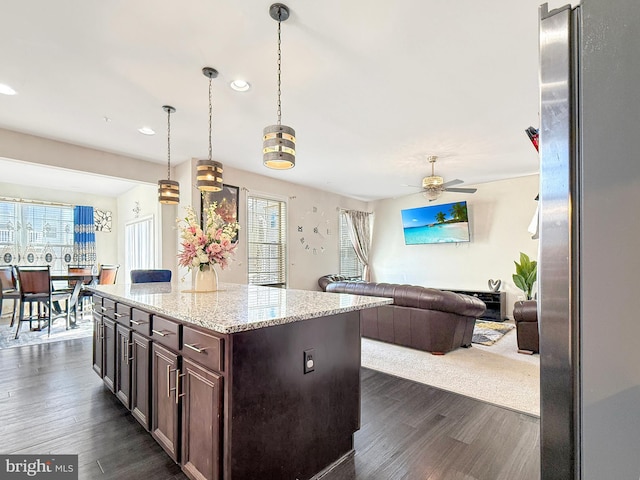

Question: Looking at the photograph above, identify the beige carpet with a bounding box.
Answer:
[361,327,540,416]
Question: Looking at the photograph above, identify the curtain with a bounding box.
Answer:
[73,205,96,267]
[343,210,373,282]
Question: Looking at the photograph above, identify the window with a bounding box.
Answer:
[125,215,155,281]
[247,195,287,287]
[339,213,363,279]
[0,199,74,273]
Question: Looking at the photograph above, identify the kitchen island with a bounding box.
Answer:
[88,282,392,480]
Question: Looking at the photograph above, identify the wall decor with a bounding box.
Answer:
[95,209,113,232]
[298,206,330,255]
[201,184,239,242]
[488,279,502,292]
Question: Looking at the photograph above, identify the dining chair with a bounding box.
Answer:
[98,264,119,285]
[72,264,119,315]
[0,265,20,327]
[15,266,71,339]
[130,269,172,283]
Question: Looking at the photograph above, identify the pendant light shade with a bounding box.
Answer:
[196,159,223,192]
[263,125,296,169]
[197,67,224,192]
[263,3,296,169]
[158,105,180,204]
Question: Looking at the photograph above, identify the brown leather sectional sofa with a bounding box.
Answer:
[319,276,486,355]
[513,300,539,354]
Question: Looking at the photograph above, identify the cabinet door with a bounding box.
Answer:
[151,343,180,462]
[92,311,103,377]
[102,318,116,393]
[131,332,151,431]
[181,357,223,480]
[115,324,132,408]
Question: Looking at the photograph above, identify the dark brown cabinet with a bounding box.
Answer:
[151,342,181,462]
[131,332,151,430]
[102,318,116,393]
[115,323,132,408]
[181,357,222,480]
[92,309,103,377]
[448,289,507,321]
[91,292,359,480]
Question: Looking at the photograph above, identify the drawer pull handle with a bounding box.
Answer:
[113,312,123,318]
[176,369,185,404]
[152,329,171,337]
[100,306,107,312]
[184,343,208,353]
[131,320,148,326]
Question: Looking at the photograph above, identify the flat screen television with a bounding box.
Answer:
[401,200,471,245]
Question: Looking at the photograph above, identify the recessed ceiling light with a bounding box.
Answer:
[230,79,251,92]
[138,126,155,135]
[0,84,17,95]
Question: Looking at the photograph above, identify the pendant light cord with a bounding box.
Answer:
[166,108,172,180]
[277,16,282,125]
[208,77,213,161]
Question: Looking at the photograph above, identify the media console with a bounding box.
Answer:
[445,289,507,322]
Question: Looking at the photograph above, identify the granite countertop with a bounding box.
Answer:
[88,282,392,334]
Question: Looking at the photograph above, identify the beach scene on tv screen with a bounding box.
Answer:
[401,201,470,245]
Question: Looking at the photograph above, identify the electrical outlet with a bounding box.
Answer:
[303,348,315,374]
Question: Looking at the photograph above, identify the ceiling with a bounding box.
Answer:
[0,1,560,201]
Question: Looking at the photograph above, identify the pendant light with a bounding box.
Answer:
[158,105,180,204]
[263,3,296,170]
[196,67,224,192]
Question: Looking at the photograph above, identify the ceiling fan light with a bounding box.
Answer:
[423,188,442,201]
[422,175,444,189]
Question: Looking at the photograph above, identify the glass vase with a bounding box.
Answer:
[194,263,218,292]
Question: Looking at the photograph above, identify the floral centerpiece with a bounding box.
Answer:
[177,202,239,291]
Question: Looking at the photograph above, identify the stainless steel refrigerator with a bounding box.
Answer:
[539,1,640,479]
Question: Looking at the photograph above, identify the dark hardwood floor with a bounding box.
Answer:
[0,338,539,480]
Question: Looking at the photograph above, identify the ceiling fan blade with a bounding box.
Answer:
[444,187,477,194]
[441,179,463,188]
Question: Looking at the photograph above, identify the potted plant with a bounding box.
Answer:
[513,252,537,300]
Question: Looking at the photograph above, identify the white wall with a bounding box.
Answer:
[0,181,119,268]
[209,164,368,291]
[116,184,175,283]
[369,175,539,317]
[0,128,165,183]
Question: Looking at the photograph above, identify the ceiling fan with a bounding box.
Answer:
[407,155,477,201]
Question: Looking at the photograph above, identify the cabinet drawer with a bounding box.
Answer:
[130,309,151,336]
[93,295,104,311]
[151,315,181,351]
[114,303,132,325]
[182,327,224,373]
[102,298,116,319]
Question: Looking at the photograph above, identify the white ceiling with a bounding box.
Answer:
[0,1,561,201]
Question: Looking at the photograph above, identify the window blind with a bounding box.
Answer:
[247,195,287,287]
[339,212,363,279]
[0,200,74,273]
[125,216,155,281]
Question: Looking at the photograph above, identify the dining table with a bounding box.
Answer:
[51,273,98,327]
